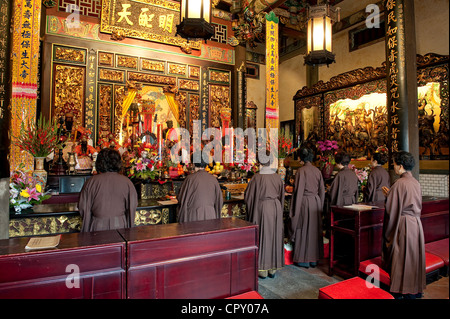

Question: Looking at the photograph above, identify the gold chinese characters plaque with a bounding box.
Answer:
[101,0,201,50]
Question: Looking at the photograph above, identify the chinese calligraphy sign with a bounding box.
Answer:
[100,0,201,50]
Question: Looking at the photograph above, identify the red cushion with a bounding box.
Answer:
[226,291,264,299]
[425,252,445,272]
[359,252,445,287]
[318,277,394,299]
[425,238,449,265]
[359,257,391,286]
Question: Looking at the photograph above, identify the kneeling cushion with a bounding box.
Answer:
[226,291,264,299]
[359,252,445,286]
[318,277,394,299]
[425,238,449,266]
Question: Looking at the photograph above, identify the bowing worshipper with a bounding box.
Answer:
[328,152,359,206]
[78,148,138,232]
[177,159,223,223]
[244,153,285,279]
[381,151,425,299]
[289,147,325,268]
[363,150,390,204]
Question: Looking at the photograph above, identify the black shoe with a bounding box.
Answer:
[310,262,317,268]
[268,270,277,278]
[295,262,309,268]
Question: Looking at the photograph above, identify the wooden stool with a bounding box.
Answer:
[318,277,394,299]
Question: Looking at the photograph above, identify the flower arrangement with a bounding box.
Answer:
[316,139,339,167]
[278,129,293,159]
[127,142,161,180]
[14,114,59,158]
[9,165,51,213]
[349,164,372,202]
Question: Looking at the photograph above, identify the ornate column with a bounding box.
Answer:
[0,0,13,239]
[10,0,42,173]
[385,0,419,179]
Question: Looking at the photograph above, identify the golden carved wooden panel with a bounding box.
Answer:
[128,71,176,85]
[52,64,85,128]
[168,62,187,76]
[176,91,187,129]
[189,94,199,135]
[114,85,126,139]
[54,45,86,64]
[209,84,230,128]
[179,79,199,91]
[99,51,114,66]
[98,84,113,137]
[116,54,138,69]
[99,68,125,83]
[189,65,200,79]
[209,69,230,84]
[141,58,165,72]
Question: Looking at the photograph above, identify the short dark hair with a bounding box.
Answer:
[372,151,388,165]
[335,152,351,166]
[95,148,122,173]
[393,151,415,171]
[299,147,314,163]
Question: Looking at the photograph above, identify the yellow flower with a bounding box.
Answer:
[35,184,42,193]
[20,189,30,198]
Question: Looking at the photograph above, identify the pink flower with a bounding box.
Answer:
[135,161,146,171]
[26,187,40,202]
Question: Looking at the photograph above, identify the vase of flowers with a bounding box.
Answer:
[9,164,52,213]
[278,129,293,159]
[349,164,371,202]
[316,140,339,179]
[14,114,59,188]
[127,142,160,181]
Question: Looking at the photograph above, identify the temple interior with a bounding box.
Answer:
[0,0,448,305]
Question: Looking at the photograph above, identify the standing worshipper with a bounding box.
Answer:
[289,147,325,268]
[363,151,390,204]
[78,148,138,232]
[381,151,425,299]
[328,152,359,206]
[177,161,223,223]
[244,154,285,279]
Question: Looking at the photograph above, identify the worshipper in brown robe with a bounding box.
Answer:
[381,151,425,299]
[78,148,138,232]
[177,161,223,223]
[328,152,359,206]
[363,151,390,204]
[244,155,285,278]
[289,147,325,268]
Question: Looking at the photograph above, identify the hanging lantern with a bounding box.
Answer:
[304,1,340,67]
[176,0,215,42]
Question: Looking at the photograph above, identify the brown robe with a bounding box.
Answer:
[244,167,285,271]
[289,162,325,263]
[78,172,138,232]
[329,166,359,206]
[382,171,426,294]
[177,169,223,223]
[364,165,390,203]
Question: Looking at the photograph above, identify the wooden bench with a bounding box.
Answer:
[0,230,126,299]
[0,218,259,299]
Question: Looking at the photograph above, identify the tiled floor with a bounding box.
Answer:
[258,261,449,299]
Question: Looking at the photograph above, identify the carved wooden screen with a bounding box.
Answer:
[293,53,449,161]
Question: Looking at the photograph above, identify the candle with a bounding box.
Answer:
[157,123,162,161]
